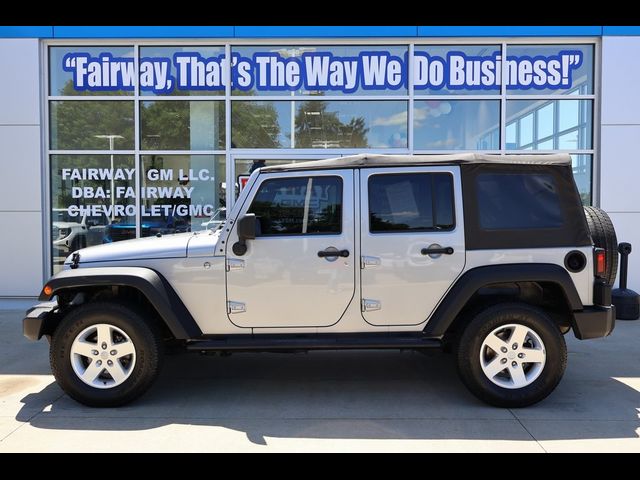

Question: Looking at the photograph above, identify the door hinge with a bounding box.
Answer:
[226,259,245,272]
[362,299,381,312]
[227,301,246,314]
[361,256,381,269]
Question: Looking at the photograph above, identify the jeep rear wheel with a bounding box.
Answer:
[456,302,567,407]
[50,302,163,407]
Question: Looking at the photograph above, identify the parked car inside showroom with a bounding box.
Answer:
[103,214,191,243]
[52,208,110,253]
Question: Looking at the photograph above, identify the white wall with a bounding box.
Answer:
[0,39,43,297]
[601,36,640,291]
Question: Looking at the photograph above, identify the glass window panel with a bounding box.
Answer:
[49,46,134,96]
[248,177,342,235]
[558,99,580,132]
[413,100,499,150]
[506,44,593,95]
[140,101,225,150]
[537,139,554,149]
[295,101,407,149]
[368,173,454,233]
[231,101,291,148]
[571,154,592,205]
[140,155,226,237]
[139,46,225,97]
[506,122,517,149]
[519,114,533,146]
[232,45,408,96]
[50,101,134,150]
[413,45,501,95]
[50,154,135,273]
[558,131,578,149]
[537,103,554,139]
[507,99,592,150]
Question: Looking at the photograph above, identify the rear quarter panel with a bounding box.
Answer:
[464,247,594,306]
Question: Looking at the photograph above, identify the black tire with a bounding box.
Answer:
[50,302,163,407]
[584,206,618,286]
[456,302,567,408]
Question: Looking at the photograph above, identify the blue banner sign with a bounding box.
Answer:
[63,50,584,94]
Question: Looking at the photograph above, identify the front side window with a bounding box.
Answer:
[368,173,455,233]
[248,176,342,236]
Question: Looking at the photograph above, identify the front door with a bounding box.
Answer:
[225,170,355,329]
[360,167,465,326]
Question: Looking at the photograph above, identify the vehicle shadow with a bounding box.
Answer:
[14,346,640,444]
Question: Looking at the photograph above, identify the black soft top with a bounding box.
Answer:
[260,153,572,173]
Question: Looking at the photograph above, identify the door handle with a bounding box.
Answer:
[421,246,454,255]
[318,249,350,258]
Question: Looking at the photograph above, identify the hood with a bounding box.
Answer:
[54,221,82,229]
[68,231,194,265]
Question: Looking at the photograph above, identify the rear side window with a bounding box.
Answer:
[248,176,342,236]
[368,173,455,233]
[476,173,563,230]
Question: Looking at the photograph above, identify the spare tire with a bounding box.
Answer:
[583,206,618,286]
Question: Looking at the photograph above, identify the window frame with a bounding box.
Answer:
[367,171,456,234]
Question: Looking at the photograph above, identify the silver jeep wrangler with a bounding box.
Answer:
[24,153,618,408]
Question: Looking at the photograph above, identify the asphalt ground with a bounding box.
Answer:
[1,305,639,452]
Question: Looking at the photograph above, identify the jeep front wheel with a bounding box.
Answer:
[50,302,163,407]
[456,303,567,407]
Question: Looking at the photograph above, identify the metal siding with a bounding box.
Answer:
[602,26,640,35]
[0,26,621,39]
[417,26,603,37]
[233,26,419,37]
[52,25,235,38]
[0,26,53,38]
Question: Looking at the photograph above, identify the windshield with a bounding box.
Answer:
[52,209,78,223]
[211,208,226,221]
[202,208,227,230]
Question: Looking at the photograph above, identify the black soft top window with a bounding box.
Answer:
[461,163,591,250]
[476,173,563,230]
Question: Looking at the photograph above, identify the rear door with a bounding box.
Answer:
[359,167,465,326]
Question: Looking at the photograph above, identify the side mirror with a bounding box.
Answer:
[232,214,256,256]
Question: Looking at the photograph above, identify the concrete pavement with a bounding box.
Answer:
[1,306,639,452]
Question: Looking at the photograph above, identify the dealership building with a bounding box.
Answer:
[0,25,639,298]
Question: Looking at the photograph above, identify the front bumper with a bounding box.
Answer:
[23,301,58,341]
[572,305,616,340]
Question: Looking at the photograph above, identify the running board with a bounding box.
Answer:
[186,334,442,352]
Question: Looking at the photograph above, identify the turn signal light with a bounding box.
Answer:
[595,249,606,278]
[43,285,53,296]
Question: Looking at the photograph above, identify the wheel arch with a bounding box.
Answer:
[39,267,202,340]
[424,264,583,338]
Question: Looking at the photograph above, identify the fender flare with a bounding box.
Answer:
[423,263,583,337]
[39,267,202,339]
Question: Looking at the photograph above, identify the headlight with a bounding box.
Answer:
[59,228,71,238]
